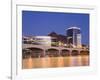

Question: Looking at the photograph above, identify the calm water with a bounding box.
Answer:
[22,55,89,69]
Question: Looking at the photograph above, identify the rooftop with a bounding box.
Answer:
[66,27,80,30]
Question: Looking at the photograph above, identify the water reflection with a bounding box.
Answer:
[22,55,89,69]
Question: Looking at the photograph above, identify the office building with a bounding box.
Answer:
[66,27,82,48]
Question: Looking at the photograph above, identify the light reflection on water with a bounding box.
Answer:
[22,55,89,69]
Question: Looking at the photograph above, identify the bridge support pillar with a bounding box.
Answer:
[43,50,46,57]
[58,50,61,56]
[69,50,72,56]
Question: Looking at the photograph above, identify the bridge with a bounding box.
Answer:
[22,44,89,58]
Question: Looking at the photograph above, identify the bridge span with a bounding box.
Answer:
[22,44,89,58]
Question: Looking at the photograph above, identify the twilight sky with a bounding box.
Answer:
[22,11,89,45]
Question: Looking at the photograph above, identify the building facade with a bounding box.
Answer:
[22,36,52,46]
[66,27,82,48]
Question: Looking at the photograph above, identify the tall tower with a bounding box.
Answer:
[66,27,82,48]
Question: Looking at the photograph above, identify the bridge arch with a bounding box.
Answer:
[71,50,79,56]
[27,47,44,58]
[61,49,70,56]
[80,50,89,55]
[46,48,59,57]
[22,48,32,59]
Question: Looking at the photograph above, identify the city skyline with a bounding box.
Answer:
[22,11,89,45]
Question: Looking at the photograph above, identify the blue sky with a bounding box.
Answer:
[22,11,89,45]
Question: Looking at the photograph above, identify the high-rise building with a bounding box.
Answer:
[66,27,82,48]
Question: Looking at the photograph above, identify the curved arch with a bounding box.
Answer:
[80,50,89,55]
[28,47,43,51]
[71,50,79,56]
[22,48,32,59]
[61,49,70,56]
[47,48,58,51]
[22,44,45,50]
[46,48,59,57]
[27,47,44,58]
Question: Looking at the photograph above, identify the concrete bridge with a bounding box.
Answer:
[22,44,89,58]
